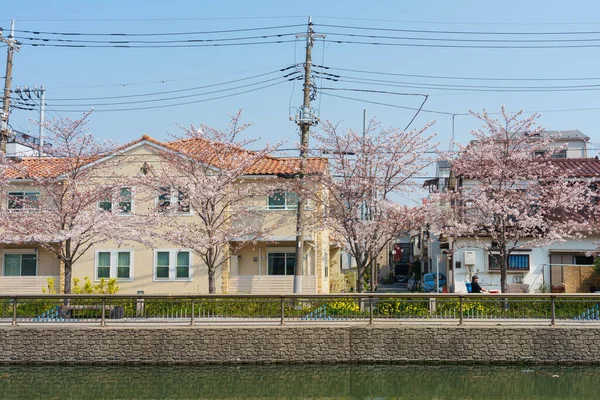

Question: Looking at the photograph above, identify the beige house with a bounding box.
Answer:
[0,136,341,295]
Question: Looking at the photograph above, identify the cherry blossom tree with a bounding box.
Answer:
[0,112,144,294]
[428,108,594,293]
[308,119,437,292]
[138,111,282,293]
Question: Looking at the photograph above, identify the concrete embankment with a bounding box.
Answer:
[1,325,599,364]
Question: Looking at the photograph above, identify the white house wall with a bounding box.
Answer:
[452,236,599,293]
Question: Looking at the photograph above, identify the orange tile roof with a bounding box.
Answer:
[7,135,328,179]
[6,157,74,179]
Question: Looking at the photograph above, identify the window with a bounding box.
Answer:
[154,250,192,280]
[95,250,133,280]
[156,251,170,278]
[575,255,594,265]
[551,150,567,159]
[157,187,190,214]
[118,188,133,214]
[176,251,190,278]
[98,187,133,214]
[267,252,296,275]
[3,253,37,276]
[7,192,39,211]
[268,190,298,210]
[323,251,329,278]
[157,187,171,213]
[488,254,530,271]
[97,252,111,278]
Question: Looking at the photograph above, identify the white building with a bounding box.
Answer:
[426,130,599,293]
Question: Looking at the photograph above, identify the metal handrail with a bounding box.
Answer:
[0,293,599,300]
[4,293,600,327]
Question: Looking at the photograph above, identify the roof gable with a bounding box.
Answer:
[5,135,328,179]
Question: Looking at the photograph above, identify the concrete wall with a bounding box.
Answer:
[3,325,600,365]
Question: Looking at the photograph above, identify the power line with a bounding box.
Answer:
[329,76,600,92]
[20,39,298,48]
[16,32,300,45]
[45,80,287,112]
[320,91,459,116]
[323,38,600,49]
[45,65,290,90]
[40,68,295,101]
[45,76,295,107]
[312,16,600,26]
[319,87,428,97]
[322,31,600,43]
[11,24,306,37]
[6,16,306,22]
[315,23,600,36]
[317,64,600,82]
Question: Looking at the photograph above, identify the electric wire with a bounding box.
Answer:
[45,75,296,107]
[41,68,294,101]
[20,39,298,48]
[316,64,600,82]
[323,38,600,49]
[11,24,306,37]
[321,32,600,43]
[16,32,300,45]
[320,91,458,116]
[315,23,600,36]
[44,80,288,112]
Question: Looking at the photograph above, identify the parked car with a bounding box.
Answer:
[423,273,446,292]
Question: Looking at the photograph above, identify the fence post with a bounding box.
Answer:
[101,297,106,327]
[280,297,285,326]
[550,295,556,326]
[369,297,374,325]
[459,296,464,326]
[190,298,195,326]
[11,297,17,326]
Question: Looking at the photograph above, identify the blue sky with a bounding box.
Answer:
[3,0,600,159]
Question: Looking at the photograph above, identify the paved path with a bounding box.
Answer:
[376,283,409,293]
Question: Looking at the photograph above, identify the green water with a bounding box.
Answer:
[0,364,599,399]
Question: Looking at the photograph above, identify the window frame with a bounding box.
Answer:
[268,190,299,210]
[6,191,40,212]
[266,247,296,276]
[153,249,193,281]
[156,187,192,215]
[551,149,567,159]
[488,253,530,271]
[94,249,134,281]
[2,249,38,277]
[97,186,135,215]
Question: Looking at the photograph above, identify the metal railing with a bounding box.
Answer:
[2,293,600,326]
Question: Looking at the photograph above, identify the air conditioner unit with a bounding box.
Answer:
[464,251,476,266]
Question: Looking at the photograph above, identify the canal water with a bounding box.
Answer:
[1,364,599,399]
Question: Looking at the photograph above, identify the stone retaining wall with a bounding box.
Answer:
[1,325,600,364]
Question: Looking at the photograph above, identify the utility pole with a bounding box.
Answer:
[39,86,45,153]
[293,17,324,293]
[364,109,377,293]
[1,20,20,152]
[13,86,46,156]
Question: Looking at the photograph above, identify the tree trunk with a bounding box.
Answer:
[64,260,72,295]
[208,268,216,294]
[500,251,508,294]
[356,262,365,293]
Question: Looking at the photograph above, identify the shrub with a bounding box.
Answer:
[376,300,429,317]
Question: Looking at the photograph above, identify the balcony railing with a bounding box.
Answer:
[2,293,600,327]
